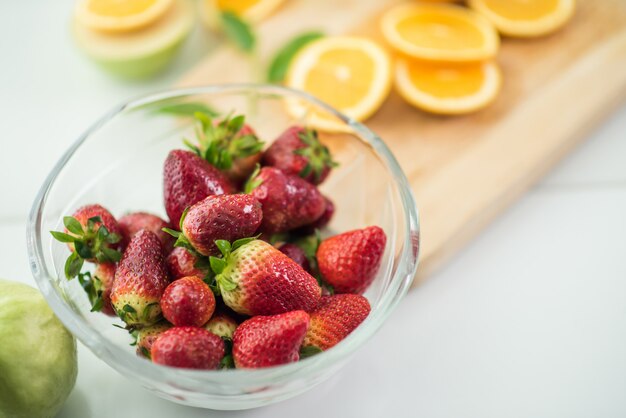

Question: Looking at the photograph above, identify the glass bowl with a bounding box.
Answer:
[27,84,420,410]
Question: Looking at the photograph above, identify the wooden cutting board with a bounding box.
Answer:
[179,0,626,286]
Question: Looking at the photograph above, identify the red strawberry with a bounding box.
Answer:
[232,310,310,369]
[136,321,172,358]
[166,247,205,280]
[277,243,311,274]
[160,276,216,327]
[246,167,326,234]
[163,150,236,227]
[151,327,225,369]
[302,294,370,351]
[211,238,321,316]
[185,113,264,184]
[170,194,263,256]
[317,226,386,294]
[119,212,173,251]
[296,196,335,235]
[93,263,116,316]
[111,230,169,328]
[205,311,238,340]
[50,204,123,279]
[263,126,336,185]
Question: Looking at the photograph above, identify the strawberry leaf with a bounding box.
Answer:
[231,236,259,252]
[77,271,105,312]
[162,228,181,239]
[219,354,235,369]
[215,240,232,257]
[86,216,103,233]
[154,102,219,118]
[64,252,84,280]
[243,164,263,194]
[74,240,93,260]
[50,231,76,243]
[220,11,256,53]
[179,207,190,230]
[299,345,323,359]
[295,129,338,182]
[217,274,237,292]
[101,247,122,263]
[63,216,84,235]
[210,256,227,275]
[267,31,325,83]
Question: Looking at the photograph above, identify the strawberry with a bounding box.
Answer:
[185,113,264,184]
[166,247,206,280]
[110,230,169,328]
[277,243,311,274]
[210,238,321,316]
[317,226,387,294]
[151,327,225,369]
[296,196,335,235]
[166,194,263,256]
[232,310,310,369]
[205,311,238,340]
[160,276,216,327]
[163,150,236,227]
[245,167,327,234]
[263,126,336,185]
[119,212,173,251]
[136,321,172,358]
[302,294,370,351]
[50,204,123,279]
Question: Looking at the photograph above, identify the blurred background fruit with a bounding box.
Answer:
[73,0,194,79]
[0,279,77,418]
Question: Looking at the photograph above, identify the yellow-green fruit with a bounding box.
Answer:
[0,280,77,418]
[73,0,194,79]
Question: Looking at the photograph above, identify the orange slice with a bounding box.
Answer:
[200,0,286,26]
[75,0,173,32]
[381,3,499,62]
[395,58,502,114]
[468,0,576,38]
[285,36,392,132]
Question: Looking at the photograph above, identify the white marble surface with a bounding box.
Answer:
[1,1,626,417]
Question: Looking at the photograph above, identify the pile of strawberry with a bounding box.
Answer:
[51,113,386,370]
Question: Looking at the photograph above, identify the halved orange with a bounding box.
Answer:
[395,58,502,114]
[468,0,576,38]
[200,0,286,26]
[285,36,392,132]
[75,0,173,32]
[381,3,499,62]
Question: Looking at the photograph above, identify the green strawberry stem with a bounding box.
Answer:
[115,303,160,331]
[50,215,122,280]
[299,345,323,359]
[77,271,104,312]
[243,163,263,194]
[186,112,264,171]
[294,230,334,295]
[209,236,259,293]
[219,337,235,369]
[295,129,338,182]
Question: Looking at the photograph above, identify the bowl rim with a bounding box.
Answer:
[27,83,420,386]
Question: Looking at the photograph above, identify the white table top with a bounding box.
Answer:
[1,1,625,417]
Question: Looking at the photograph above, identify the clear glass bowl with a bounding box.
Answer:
[27,84,420,410]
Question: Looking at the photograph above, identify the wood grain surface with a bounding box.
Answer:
[179,0,626,285]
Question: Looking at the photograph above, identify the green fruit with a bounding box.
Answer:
[0,280,77,418]
[73,0,194,80]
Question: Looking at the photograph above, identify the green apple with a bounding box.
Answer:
[73,0,194,79]
[0,279,77,418]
